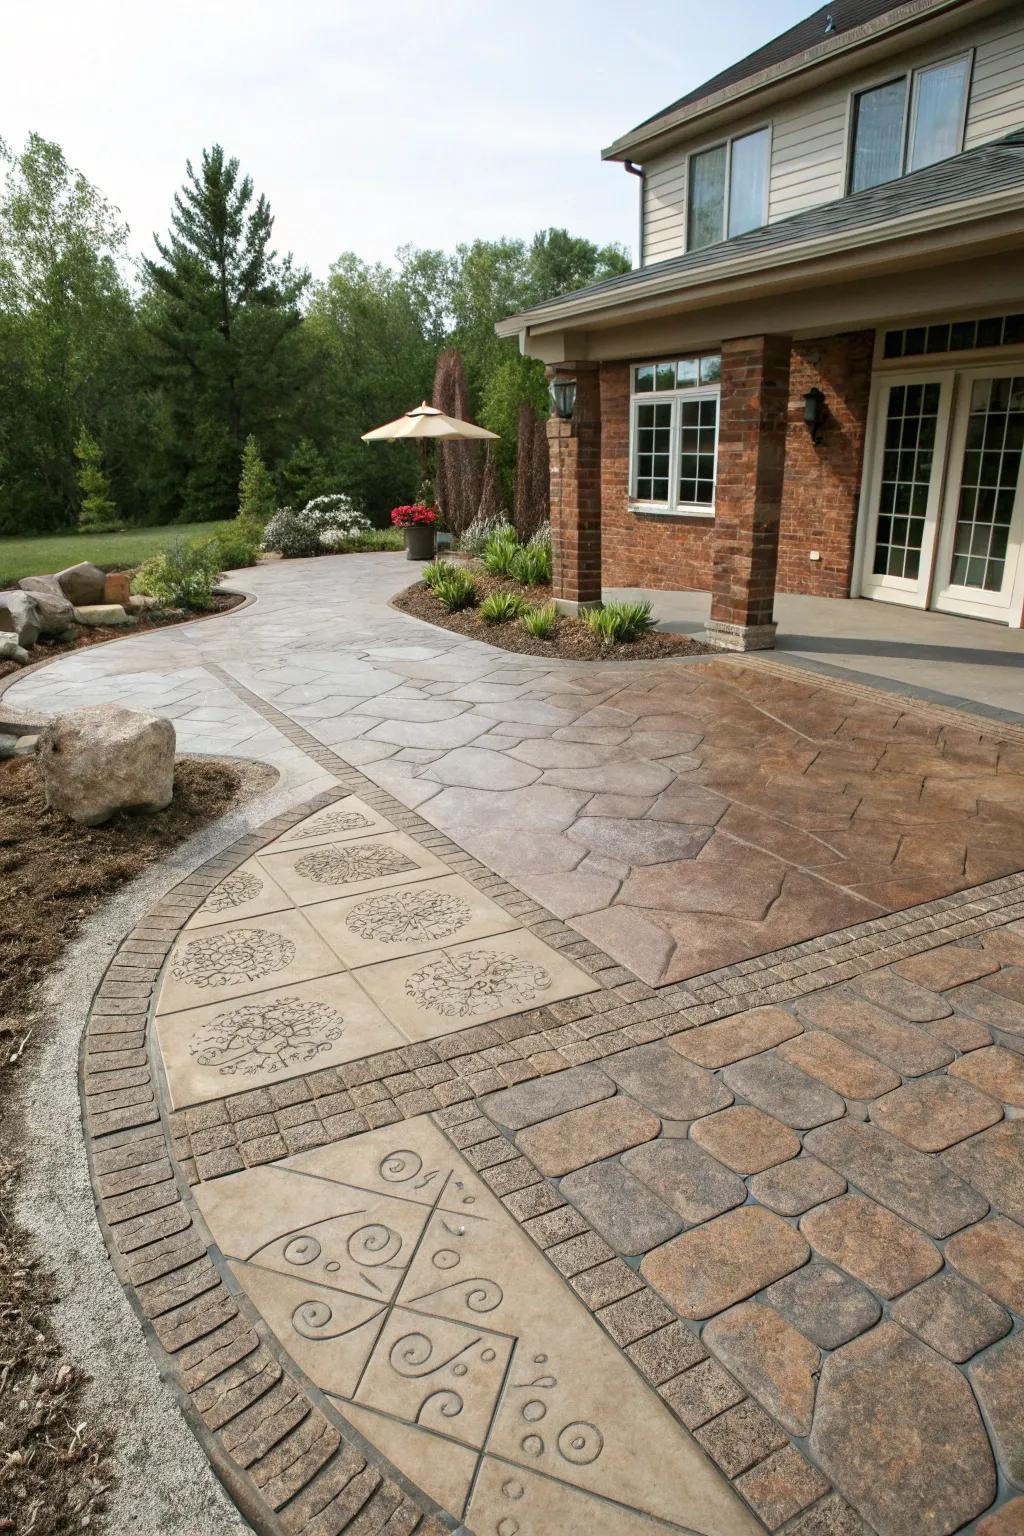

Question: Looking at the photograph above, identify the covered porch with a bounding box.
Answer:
[607,586,1024,718]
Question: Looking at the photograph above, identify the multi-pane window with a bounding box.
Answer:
[948,376,1024,592]
[872,382,941,581]
[687,128,769,251]
[631,356,721,513]
[849,53,970,193]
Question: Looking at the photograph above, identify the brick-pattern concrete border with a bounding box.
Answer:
[80,652,1024,1535]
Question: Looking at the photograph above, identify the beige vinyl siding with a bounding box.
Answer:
[768,94,848,220]
[637,6,1024,261]
[964,16,1024,147]
[643,156,687,264]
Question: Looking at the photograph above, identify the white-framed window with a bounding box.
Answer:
[630,355,722,516]
[687,127,770,251]
[848,52,971,194]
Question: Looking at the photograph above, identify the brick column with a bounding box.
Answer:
[706,334,792,651]
[547,363,602,611]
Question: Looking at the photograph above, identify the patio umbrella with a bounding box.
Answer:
[361,402,498,442]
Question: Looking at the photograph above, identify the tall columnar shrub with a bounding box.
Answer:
[432,347,482,536]
[513,402,549,542]
[74,427,118,531]
[238,434,277,531]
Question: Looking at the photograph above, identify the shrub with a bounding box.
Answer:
[521,602,557,639]
[321,527,404,553]
[460,513,512,555]
[422,559,458,591]
[510,541,552,586]
[433,568,477,612]
[529,522,551,549]
[238,435,276,530]
[480,590,525,624]
[132,538,222,610]
[482,526,520,575]
[262,496,370,558]
[205,524,261,570]
[583,599,657,644]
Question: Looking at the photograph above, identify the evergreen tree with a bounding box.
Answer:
[237,434,277,530]
[74,426,117,530]
[276,437,333,508]
[144,145,309,522]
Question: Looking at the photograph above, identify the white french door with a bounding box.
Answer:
[931,368,1024,623]
[859,373,953,609]
[860,364,1024,623]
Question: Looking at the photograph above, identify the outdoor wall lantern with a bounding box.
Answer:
[550,376,577,421]
[802,386,827,444]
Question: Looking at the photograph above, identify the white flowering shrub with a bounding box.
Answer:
[460,513,514,555]
[528,522,551,549]
[262,494,370,558]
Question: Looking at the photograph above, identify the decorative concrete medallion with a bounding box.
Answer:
[171,925,297,988]
[195,1117,760,1535]
[345,887,472,946]
[294,842,418,887]
[189,996,345,1079]
[290,808,374,838]
[202,869,265,914]
[404,948,553,1019]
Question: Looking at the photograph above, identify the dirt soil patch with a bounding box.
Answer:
[0,592,245,687]
[392,567,713,660]
[0,753,269,1534]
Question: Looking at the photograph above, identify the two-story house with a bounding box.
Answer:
[498,0,1024,646]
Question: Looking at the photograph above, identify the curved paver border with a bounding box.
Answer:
[81,685,1024,1533]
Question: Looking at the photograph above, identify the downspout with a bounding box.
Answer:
[624,160,644,268]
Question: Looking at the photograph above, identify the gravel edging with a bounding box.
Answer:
[9,759,296,1536]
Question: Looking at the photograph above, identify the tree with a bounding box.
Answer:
[74,427,117,530]
[144,145,309,522]
[0,134,136,531]
[238,434,276,529]
[513,403,549,540]
[432,348,482,535]
[276,437,332,509]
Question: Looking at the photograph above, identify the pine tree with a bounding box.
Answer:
[432,347,482,535]
[276,437,332,508]
[74,427,117,530]
[476,442,505,523]
[144,145,309,522]
[238,434,276,530]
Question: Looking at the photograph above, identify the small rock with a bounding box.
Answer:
[0,590,41,647]
[103,570,133,604]
[38,703,175,825]
[0,636,30,664]
[14,735,40,755]
[127,593,160,612]
[72,603,132,627]
[55,561,105,605]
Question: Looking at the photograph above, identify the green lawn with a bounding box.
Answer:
[0,522,233,587]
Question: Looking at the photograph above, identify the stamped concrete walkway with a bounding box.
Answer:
[8,555,1024,988]
[12,554,1024,1536]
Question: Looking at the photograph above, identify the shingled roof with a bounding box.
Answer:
[628,0,904,137]
[499,128,1024,333]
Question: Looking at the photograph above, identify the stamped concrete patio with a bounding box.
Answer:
[10,553,1024,1536]
[8,554,1024,991]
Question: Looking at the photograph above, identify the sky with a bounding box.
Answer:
[1,0,812,280]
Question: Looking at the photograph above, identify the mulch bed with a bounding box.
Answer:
[0,753,266,1534]
[0,593,245,687]
[392,566,713,660]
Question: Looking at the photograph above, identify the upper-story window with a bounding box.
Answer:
[848,53,971,194]
[687,127,770,251]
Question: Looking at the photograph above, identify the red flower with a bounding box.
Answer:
[390,504,438,527]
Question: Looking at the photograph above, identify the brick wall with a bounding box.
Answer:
[595,332,874,598]
[778,331,875,596]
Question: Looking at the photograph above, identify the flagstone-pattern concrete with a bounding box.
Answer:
[8,554,1024,985]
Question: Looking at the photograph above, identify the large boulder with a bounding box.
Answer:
[32,589,75,636]
[19,574,66,599]
[0,591,41,648]
[38,704,176,826]
[55,561,105,606]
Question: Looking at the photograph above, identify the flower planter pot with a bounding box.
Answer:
[404,524,436,561]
